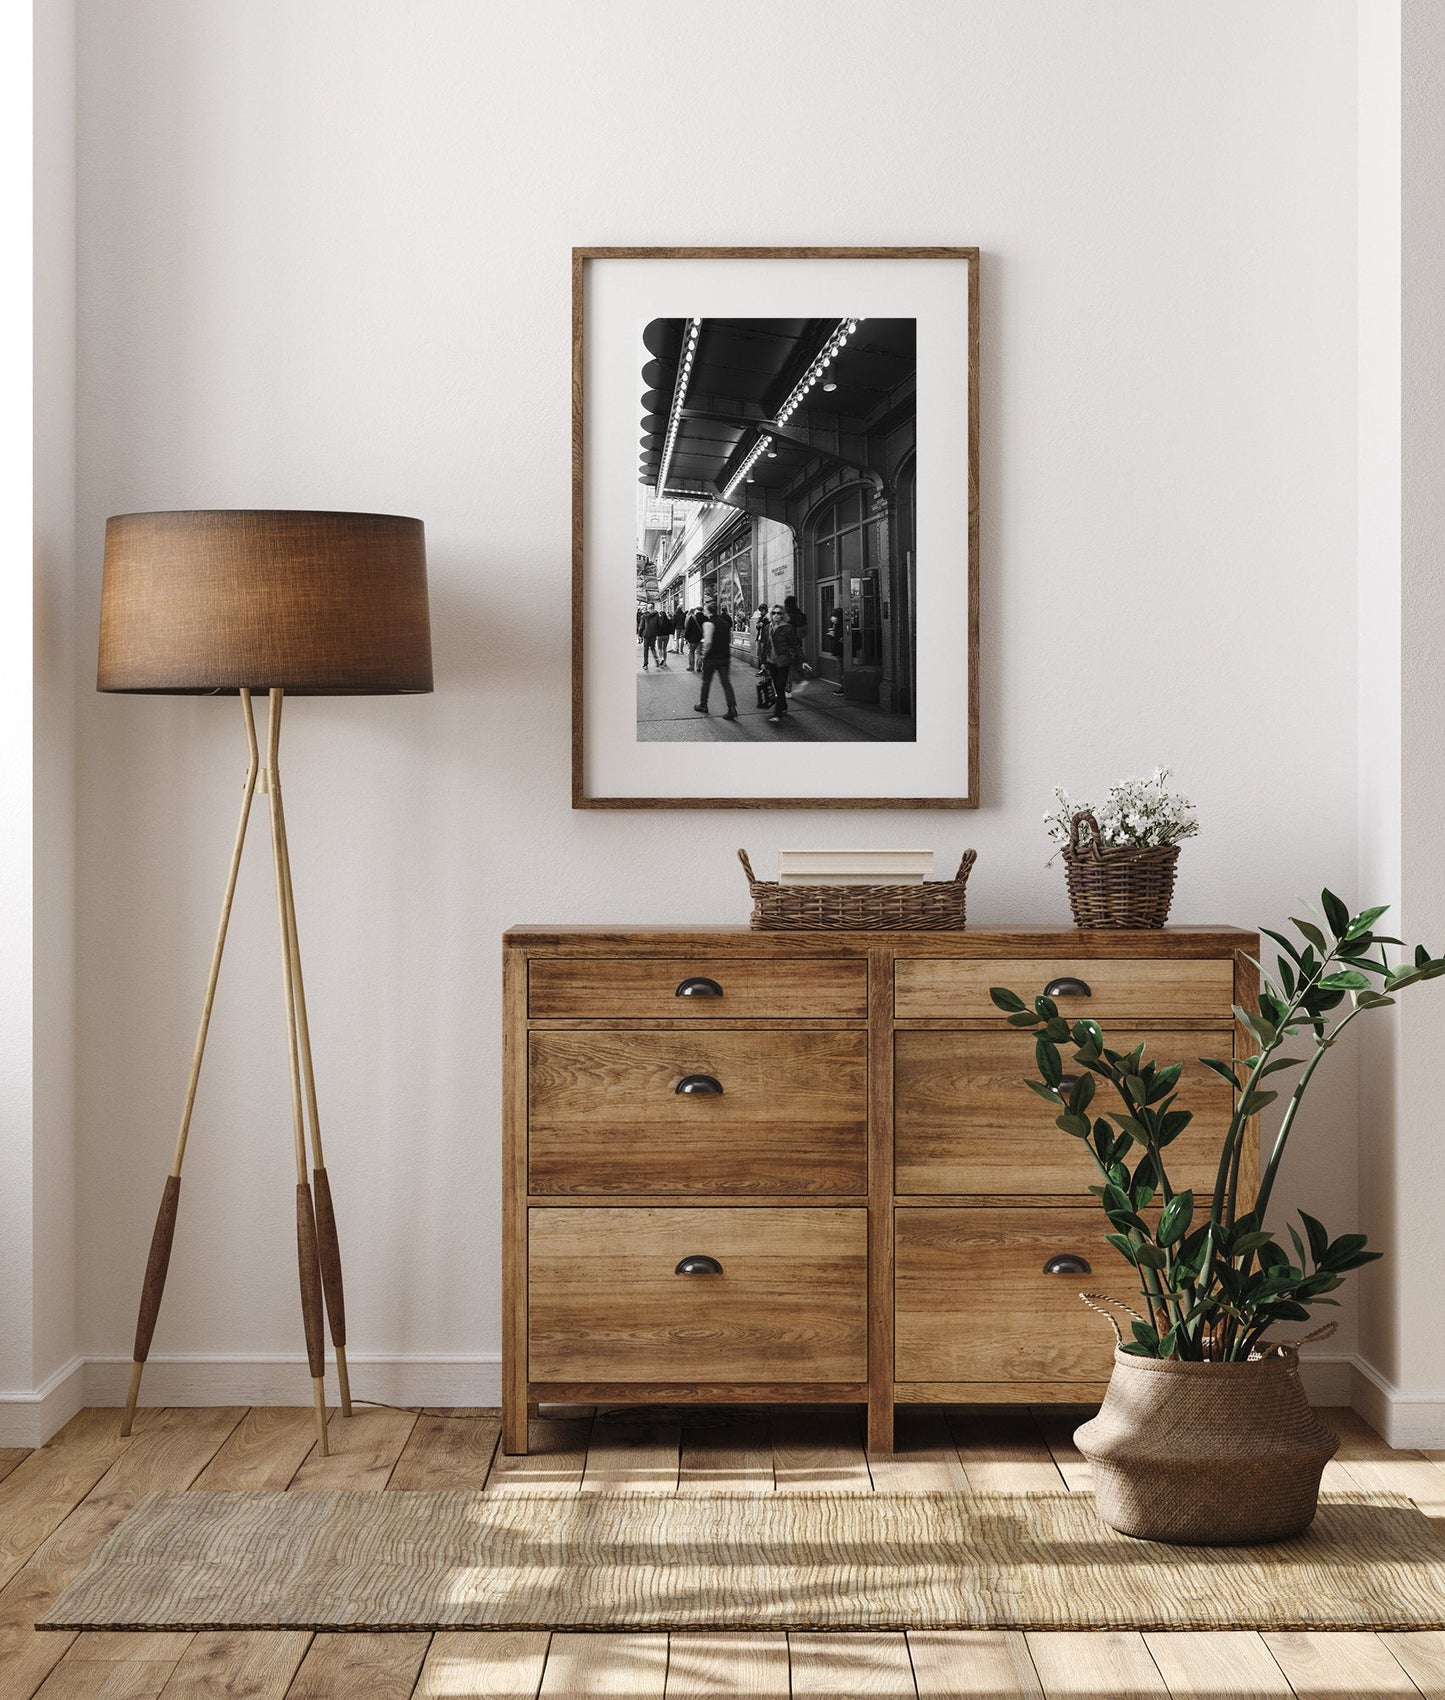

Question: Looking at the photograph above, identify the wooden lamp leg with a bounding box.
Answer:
[121,691,260,1437]
[265,690,329,1457]
[274,770,352,1417]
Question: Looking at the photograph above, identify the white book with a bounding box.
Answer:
[777,872,928,886]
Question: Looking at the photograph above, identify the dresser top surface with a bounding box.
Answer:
[504,924,1256,959]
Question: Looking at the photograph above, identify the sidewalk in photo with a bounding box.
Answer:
[636,648,915,743]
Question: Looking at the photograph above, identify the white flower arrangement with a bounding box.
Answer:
[1045,767,1200,863]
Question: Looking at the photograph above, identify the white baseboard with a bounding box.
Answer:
[0,1356,86,1448]
[5,1350,1443,1450]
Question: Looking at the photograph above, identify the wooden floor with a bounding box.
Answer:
[0,1402,1442,1698]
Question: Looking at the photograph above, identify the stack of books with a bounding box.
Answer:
[777,849,934,886]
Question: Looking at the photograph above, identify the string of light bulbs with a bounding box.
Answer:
[655,317,703,499]
[721,316,864,500]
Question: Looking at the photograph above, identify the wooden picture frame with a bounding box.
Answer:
[572,246,979,809]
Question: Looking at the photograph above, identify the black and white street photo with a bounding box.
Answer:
[635,317,917,743]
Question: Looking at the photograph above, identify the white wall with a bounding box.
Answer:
[68,1,1363,1409]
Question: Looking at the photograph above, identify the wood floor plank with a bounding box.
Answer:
[192,1409,320,1492]
[33,1632,193,1700]
[1030,1408,1094,1493]
[389,1413,501,1493]
[1332,1452,1445,1519]
[1025,1631,1166,1698]
[788,1633,915,1695]
[1321,1408,1403,1461]
[579,1418,680,1493]
[1380,1632,1445,1696]
[286,1407,416,1493]
[0,1410,132,1592]
[537,1633,668,1698]
[485,1417,593,1496]
[1262,1631,1426,1696]
[155,1629,311,1698]
[677,1415,774,1493]
[0,1409,245,1700]
[0,1451,30,1486]
[867,1409,968,1492]
[771,1408,872,1491]
[284,1631,430,1699]
[664,1633,788,1697]
[908,1630,1044,1697]
[1143,1631,1293,1696]
[949,1410,1066,1493]
[414,1631,551,1699]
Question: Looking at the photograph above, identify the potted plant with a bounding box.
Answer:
[1046,768,1199,928]
[991,891,1445,1544]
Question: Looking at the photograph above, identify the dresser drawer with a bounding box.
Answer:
[528,1029,868,1195]
[895,1028,1233,1196]
[528,1206,868,1383]
[529,956,868,1019]
[895,1206,1138,1384]
[894,956,1234,1022]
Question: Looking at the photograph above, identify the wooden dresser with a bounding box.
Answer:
[502,925,1258,1453]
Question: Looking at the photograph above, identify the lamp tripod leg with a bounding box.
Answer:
[274,775,352,1417]
[265,690,329,1457]
[121,691,260,1438]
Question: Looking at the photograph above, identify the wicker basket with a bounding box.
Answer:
[739,847,977,932]
[1062,810,1179,930]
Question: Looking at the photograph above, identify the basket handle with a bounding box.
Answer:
[737,848,758,886]
[952,848,978,884]
[1078,1291,1147,1346]
[1257,1320,1338,1358]
[1069,810,1105,861]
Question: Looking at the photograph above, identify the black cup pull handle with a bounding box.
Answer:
[1044,976,1092,999]
[675,976,724,998]
[1043,1254,1092,1276]
[675,1074,723,1095]
[675,1255,723,1276]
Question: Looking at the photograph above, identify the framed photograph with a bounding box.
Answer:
[571,246,978,809]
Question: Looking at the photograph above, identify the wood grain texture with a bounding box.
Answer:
[414,1631,552,1699]
[909,1631,1045,1698]
[388,1414,501,1493]
[1260,1631,1424,1696]
[506,927,1255,954]
[571,247,979,811]
[484,1415,593,1496]
[33,1630,192,1699]
[895,956,1235,1021]
[579,1418,681,1493]
[948,1409,1066,1493]
[865,1409,967,1492]
[131,1175,182,1363]
[0,1410,130,1593]
[677,1414,774,1492]
[1143,1632,1293,1697]
[503,939,529,1454]
[528,957,867,1020]
[538,1632,669,1698]
[1379,1630,1445,1694]
[895,1028,1232,1196]
[284,1631,430,1699]
[663,1632,788,1697]
[192,1407,319,1491]
[0,1450,28,1485]
[771,1407,872,1492]
[527,1029,867,1196]
[528,1208,867,1384]
[287,1406,416,1493]
[867,945,895,1454]
[1025,1631,1167,1698]
[155,1629,311,1698]
[895,1208,1141,1384]
[788,1633,915,1695]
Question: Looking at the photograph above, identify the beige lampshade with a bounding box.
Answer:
[98,510,433,694]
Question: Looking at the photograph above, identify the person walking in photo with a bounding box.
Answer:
[783,593,808,696]
[641,603,669,669]
[693,601,738,720]
[683,606,704,672]
[765,604,801,724]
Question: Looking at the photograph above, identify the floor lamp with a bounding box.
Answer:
[98,510,432,1454]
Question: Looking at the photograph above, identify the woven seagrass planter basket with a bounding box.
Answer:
[738,848,977,931]
[1075,1345,1340,1545]
[1061,810,1180,930]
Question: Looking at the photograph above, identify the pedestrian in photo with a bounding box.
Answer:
[826,606,846,693]
[641,603,665,669]
[765,605,801,724]
[684,606,704,672]
[693,601,738,720]
[783,593,809,695]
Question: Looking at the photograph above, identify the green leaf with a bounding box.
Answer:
[1300,1211,1329,1265]
[1347,903,1391,939]
[1104,1232,1139,1263]
[1261,926,1303,964]
[1200,1056,1242,1090]
[1068,1073,1096,1115]
[1072,1019,1104,1051]
[989,987,1026,1013]
[1130,1320,1160,1352]
[1035,1037,1063,1088]
[1318,969,1370,992]
[1007,1010,1040,1027]
[1233,1005,1278,1047]
[1238,1089,1279,1118]
[1158,1190,1194,1246]
[1055,1113,1091,1138]
[1231,1230,1274,1257]
[1321,889,1351,939]
[1288,1223,1307,1270]
[1291,916,1328,953]
[1258,1054,1304,1078]
[1034,993,1059,1021]
[1026,1079,1061,1104]
[1135,1242,1168,1269]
